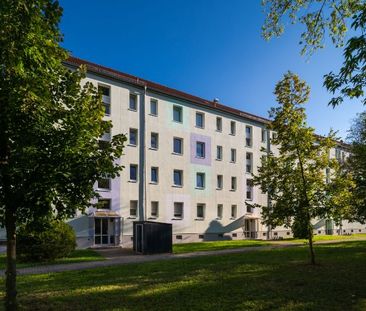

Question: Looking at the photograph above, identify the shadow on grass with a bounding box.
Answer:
[5,241,366,311]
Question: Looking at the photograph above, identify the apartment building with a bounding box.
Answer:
[63,57,365,248]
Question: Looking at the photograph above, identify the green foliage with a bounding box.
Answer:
[291,215,310,239]
[0,0,126,229]
[16,220,76,262]
[262,0,366,107]
[252,72,355,263]
[345,112,366,223]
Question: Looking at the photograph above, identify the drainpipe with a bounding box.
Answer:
[138,85,147,221]
[266,127,272,240]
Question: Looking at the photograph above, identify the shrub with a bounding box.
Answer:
[17,220,76,262]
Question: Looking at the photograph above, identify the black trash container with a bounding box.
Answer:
[133,221,172,254]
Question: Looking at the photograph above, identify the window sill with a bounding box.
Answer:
[173,120,183,124]
[195,156,206,159]
[245,145,252,148]
[149,147,158,151]
[128,108,137,112]
[128,180,137,183]
[195,218,204,221]
[172,185,183,188]
[229,133,236,136]
[96,188,111,192]
[172,152,183,156]
[172,218,183,220]
[195,126,204,130]
[216,129,222,133]
[216,217,223,220]
[216,188,223,190]
[230,189,236,192]
[195,187,205,190]
[149,182,158,185]
[148,113,158,117]
[215,158,222,161]
[230,217,237,220]
[128,144,137,147]
[230,161,236,164]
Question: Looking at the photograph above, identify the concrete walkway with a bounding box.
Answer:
[1,239,365,276]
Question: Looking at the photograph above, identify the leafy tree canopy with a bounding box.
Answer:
[262,0,366,106]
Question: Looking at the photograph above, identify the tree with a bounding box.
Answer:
[262,0,366,106]
[0,1,126,309]
[252,72,354,265]
[345,112,366,222]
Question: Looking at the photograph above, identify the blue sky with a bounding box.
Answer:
[59,0,365,140]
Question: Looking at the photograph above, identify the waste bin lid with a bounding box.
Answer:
[89,211,121,218]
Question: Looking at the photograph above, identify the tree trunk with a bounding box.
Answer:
[307,217,316,265]
[5,209,17,311]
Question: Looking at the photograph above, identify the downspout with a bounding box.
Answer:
[138,85,147,221]
[266,127,272,240]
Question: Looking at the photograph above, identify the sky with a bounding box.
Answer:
[59,0,365,140]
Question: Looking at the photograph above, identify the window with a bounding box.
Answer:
[101,121,111,141]
[246,152,253,173]
[173,137,183,154]
[230,148,236,163]
[335,148,341,160]
[272,132,277,140]
[217,204,223,219]
[97,198,111,210]
[196,204,205,219]
[130,164,138,181]
[129,128,138,146]
[150,99,158,115]
[216,145,223,160]
[150,132,159,149]
[216,117,222,132]
[196,112,204,128]
[196,173,205,189]
[261,128,267,143]
[247,204,253,213]
[173,170,183,186]
[151,167,159,183]
[246,179,254,200]
[98,85,110,115]
[129,94,137,110]
[173,105,182,122]
[217,175,223,189]
[196,142,205,158]
[231,176,237,191]
[245,126,252,147]
[130,200,138,217]
[231,205,237,218]
[151,201,159,218]
[97,178,111,190]
[174,202,183,219]
[230,121,236,135]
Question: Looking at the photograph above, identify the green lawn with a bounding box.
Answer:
[0,249,104,270]
[282,233,366,244]
[1,241,365,310]
[173,234,366,254]
[173,239,270,254]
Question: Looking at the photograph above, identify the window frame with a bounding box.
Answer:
[129,93,138,111]
[173,105,183,123]
[130,200,138,218]
[150,132,159,150]
[173,202,184,219]
[195,112,205,128]
[216,117,222,132]
[196,141,206,158]
[230,121,236,135]
[151,167,159,184]
[196,172,205,189]
[196,203,205,219]
[150,99,158,116]
[151,201,159,218]
[216,145,223,160]
[129,128,138,146]
[173,137,183,155]
[217,174,223,190]
[173,169,183,187]
[129,164,138,182]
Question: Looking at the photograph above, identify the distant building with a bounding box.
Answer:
[62,57,364,248]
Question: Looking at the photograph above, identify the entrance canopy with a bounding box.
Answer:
[89,211,121,218]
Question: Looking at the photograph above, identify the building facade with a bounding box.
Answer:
[64,57,366,248]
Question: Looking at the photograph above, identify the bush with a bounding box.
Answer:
[17,220,76,262]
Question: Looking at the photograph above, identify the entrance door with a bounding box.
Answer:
[94,218,115,245]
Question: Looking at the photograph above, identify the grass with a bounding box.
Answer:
[282,233,366,244]
[173,234,366,254]
[0,249,104,270]
[173,239,270,254]
[1,241,365,310]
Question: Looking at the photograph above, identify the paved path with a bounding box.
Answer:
[1,239,365,276]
